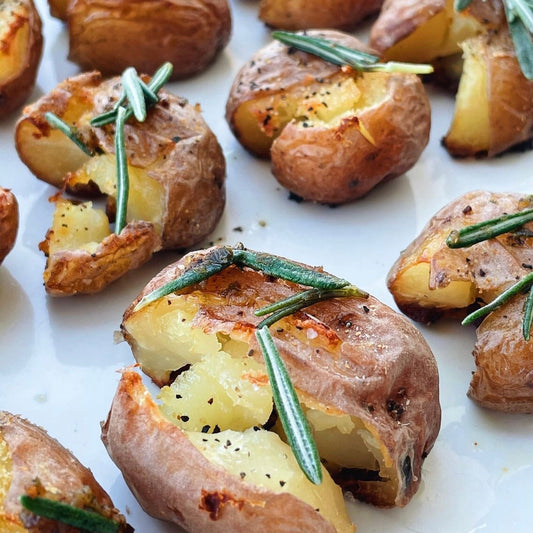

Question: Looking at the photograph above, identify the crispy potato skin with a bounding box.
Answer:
[15,71,226,250]
[387,191,533,413]
[102,370,342,533]
[39,220,159,297]
[443,29,533,157]
[387,190,533,323]
[0,187,18,265]
[122,247,441,507]
[226,30,430,204]
[259,0,383,31]
[369,0,503,55]
[0,411,129,532]
[67,0,231,79]
[0,0,43,118]
[270,72,431,204]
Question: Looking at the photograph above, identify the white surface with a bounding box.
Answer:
[1,1,532,532]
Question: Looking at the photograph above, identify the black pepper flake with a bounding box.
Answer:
[172,136,181,143]
[213,425,221,433]
[208,398,214,405]
[363,305,370,313]
[279,480,286,487]
[233,226,243,232]
[240,472,246,479]
[462,205,473,215]
[253,426,260,431]
[175,394,182,399]
[247,349,255,356]
[265,473,271,478]
[479,268,486,277]
[226,440,232,447]
[180,415,189,422]
[234,448,240,452]
[523,263,533,269]
[201,425,210,433]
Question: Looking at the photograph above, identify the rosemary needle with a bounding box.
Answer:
[114,106,129,234]
[20,495,120,533]
[122,67,147,121]
[44,112,94,156]
[255,326,322,485]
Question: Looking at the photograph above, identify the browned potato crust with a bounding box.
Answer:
[0,0,43,118]
[387,190,533,413]
[0,411,131,532]
[0,187,18,264]
[67,0,232,80]
[226,30,430,204]
[120,247,440,510]
[259,0,383,31]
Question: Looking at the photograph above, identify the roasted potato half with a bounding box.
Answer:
[108,246,441,531]
[442,29,533,157]
[66,0,231,80]
[226,30,431,205]
[15,70,226,295]
[0,411,132,532]
[370,0,533,157]
[387,190,533,413]
[0,0,43,118]
[0,187,18,265]
[258,0,383,31]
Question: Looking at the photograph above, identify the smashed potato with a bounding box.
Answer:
[226,30,431,204]
[104,246,440,533]
[0,411,131,532]
[387,190,533,413]
[370,0,533,157]
[0,0,43,118]
[15,70,226,295]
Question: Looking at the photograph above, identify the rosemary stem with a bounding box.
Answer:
[44,112,94,156]
[523,286,533,340]
[255,326,322,485]
[114,106,129,234]
[462,272,533,325]
[20,496,119,533]
[446,207,533,248]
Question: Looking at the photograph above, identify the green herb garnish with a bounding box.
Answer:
[135,244,369,483]
[455,0,533,79]
[44,112,94,156]
[114,105,129,234]
[255,326,322,484]
[20,495,120,533]
[272,30,434,74]
[446,206,533,248]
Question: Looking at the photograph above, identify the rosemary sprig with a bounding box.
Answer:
[455,0,533,79]
[256,286,368,328]
[135,245,353,311]
[255,326,322,484]
[20,495,120,533]
[272,30,434,74]
[44,112,94,156]
[114,106,129,235]
[446,206,533,248]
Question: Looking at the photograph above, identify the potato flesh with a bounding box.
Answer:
[158,351,273,432]
[234,75,373,156]
[130,295,386,495]
[444,39,490,154]
[383,0,482,62]
[187,428,354,533]
[46,199,110,255]
[68,154,166,233]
